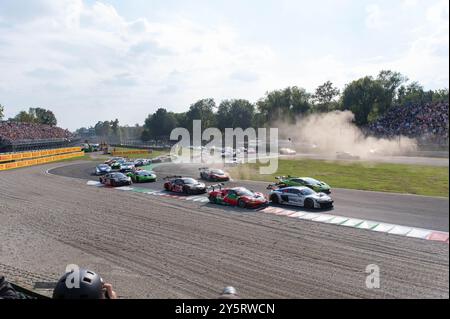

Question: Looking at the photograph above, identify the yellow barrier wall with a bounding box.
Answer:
[112,150,150,156]
[0,150,84,171]
[0,147,81,163]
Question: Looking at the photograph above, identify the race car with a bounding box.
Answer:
[133,159,151,167]
[93,163,112,175]
[268,176,331,194]
[99,172,132,187]
[127,170,157,183]
[269,186,333,209]
[199,167,230,182]
[163,176,207,194]
[279,148,297,155]
[336,152,360,160]
[104,157,125,166]
[208,186,268,208]
[119,161,135,172]
[110,159,126,170]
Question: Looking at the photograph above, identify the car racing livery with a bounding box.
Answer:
[199,167,230,182]
[94,163,112,175]
[104,157,125,166]
[133,159,151,167]
[99,172,132,187]
[127,170,157,183]
[119,161,135,173]
[163,176,207,194]
[110,159,126,170]
[208,186,268,208]
[269,176,331,194]
[269,186,333,209]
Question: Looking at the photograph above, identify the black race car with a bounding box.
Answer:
[99,172,132,187]
[163,176,206,195]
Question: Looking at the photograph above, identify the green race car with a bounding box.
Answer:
[269,176,331,194]
[126,170,157,183]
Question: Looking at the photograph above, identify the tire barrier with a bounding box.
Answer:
[0,147,83,171]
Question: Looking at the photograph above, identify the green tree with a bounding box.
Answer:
[431,89,449,103]
[396,82,432,105]
[342,76,386,125]
[185,98,217,132]
[13,107,57,125]
[14,110,36,123]
[216,99,255,131]
[312,81,340,112]
[376,70,407,113]
[257,86,311,123]
[141,108,178,141]
[94,121,112,137]
[29,108,57,126]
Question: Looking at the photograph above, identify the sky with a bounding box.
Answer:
[0,0,448,130]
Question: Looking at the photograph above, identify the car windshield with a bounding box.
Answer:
[300,188,315,195]
[302,177,319,184]
[235,188,254,196]
[211,169,224,174]
[111,173,126,178]
[182,178,197,184]
[137,171,150,176]
[98,164,108,168]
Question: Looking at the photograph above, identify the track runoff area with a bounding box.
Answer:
[49,160,449,245]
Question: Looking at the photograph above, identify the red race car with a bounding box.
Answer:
[208,186,268,208]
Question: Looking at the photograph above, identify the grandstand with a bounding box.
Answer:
[0,121,77,152]
[367,101,449,148]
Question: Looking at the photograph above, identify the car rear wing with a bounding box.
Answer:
[163,175,182,180]
[267,182,287,190]
[275,175,292,180]
[207,183,225,191]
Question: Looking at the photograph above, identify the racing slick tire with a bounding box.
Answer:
[304,198,314,209]
[270,194,279,204]
[238,199,246,208]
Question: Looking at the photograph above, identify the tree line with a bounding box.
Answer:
[77,70,449,141]
[0,106,58,126]
[138,70,448,141]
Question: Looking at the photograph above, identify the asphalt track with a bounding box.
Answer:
[49,161,450,232]
[0,161,448,298]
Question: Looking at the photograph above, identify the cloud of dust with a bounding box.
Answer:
[276,111,417,158]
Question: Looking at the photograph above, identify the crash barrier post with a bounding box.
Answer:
[0,147,83,171]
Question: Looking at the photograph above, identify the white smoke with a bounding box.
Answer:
[278,111,417,158]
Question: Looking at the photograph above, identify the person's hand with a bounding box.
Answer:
[103,283,117,299]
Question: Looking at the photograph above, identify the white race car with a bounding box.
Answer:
[268,186,333,209]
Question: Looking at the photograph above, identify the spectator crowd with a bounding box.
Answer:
[368,101,449,145]
[0,121,73,144]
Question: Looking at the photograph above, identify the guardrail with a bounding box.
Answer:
[0,147,83,171]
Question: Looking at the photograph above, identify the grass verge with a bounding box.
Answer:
[230,159,449,197]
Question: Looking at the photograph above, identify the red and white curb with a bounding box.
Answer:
[87,180,449,244]
[260,206,449,243]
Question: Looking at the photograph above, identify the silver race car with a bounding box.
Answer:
[268,186,334,209]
